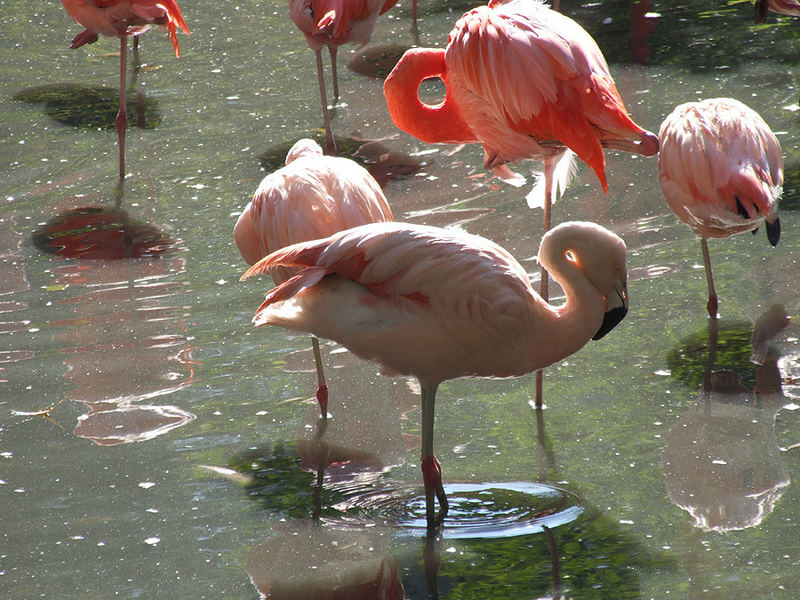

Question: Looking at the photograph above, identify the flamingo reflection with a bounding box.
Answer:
[26,196,198,445]
[663,309,793,531]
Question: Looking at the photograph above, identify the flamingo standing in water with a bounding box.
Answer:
[234,138,394,417]
[383,0,656,292]
[60,0,189,179]
[240,220,629,527]
[290,0,401,154]
[657,97,782,318]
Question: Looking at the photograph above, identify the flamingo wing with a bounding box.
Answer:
[242,222,537,338]
[446,1,646,190]
[658,98,782,238]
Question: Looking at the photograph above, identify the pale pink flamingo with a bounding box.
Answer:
[240,219,629,527]
[60,0,189,179]
[383,0,657,300]
[657,97,782,318]
[755,0,800,21]
[234,138,394,417]
[289,0,395,154]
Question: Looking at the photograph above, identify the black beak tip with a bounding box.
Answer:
[766,216,781,247]
[593,306,628,340]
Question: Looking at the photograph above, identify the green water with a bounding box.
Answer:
[1,0,799,598]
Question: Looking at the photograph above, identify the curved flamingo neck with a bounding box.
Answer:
[384,48,477,144]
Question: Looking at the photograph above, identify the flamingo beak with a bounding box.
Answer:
[593,285,628,340]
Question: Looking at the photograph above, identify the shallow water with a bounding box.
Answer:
[2,0,800,598]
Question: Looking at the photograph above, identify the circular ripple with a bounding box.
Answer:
[326,481,583,539]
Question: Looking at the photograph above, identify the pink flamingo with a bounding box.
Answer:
[240,219,629,527]
[657,97,782,318]
[755,0,800,21]
[234,138,394,417]
[289,0,398,154]
[383,0,657,239]
[60,0,189,179]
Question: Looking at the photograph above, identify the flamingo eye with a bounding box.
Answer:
[565,250,578,263]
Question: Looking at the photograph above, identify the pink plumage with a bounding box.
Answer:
[755,0,800,22]
[234,138,393,416]
[658,97,782,317]
[241,220,629,526]
[384,0,658,209]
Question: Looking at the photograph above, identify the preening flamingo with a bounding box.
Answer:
[657,97,782,318]
[60,0,189,179]
[240,220,629,527]
[755,0,800,22]
[234,138,394,417]
[383,0,657,299]
[289,0,391,154]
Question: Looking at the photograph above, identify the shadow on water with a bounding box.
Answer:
[219,385,673,599]
[14,83,160,130]
[662,307,795,531]
[258,135,429,188]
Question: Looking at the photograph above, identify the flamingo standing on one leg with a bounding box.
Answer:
[234,138,394,418]
[657,97,782,318]
[240,219,629,527]
[289,0,394,154]
[383,0,658,301]
[755,0,800,22]
[60,0,189,179]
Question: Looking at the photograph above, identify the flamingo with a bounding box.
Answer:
[289,0,396,154]
[657,97,782,318]
[383,0,657,302]
[755,0,800,22]
[240,219,629,527]
[234,138,394,417]
[60,0,189,179]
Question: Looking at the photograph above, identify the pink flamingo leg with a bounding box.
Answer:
[311,336,329,418]
[421,384,448,527]
[534,157,556,409]
[328,45,340,103]
[701,238,718,318]
[314,49,337,155]
[116,36,128,179]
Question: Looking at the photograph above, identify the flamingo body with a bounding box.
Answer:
[61,0,189,56]
[383,0,658,194]
[234,139,394,276]
[241,220,629,525]
[234,138,393,415]
[657,97,782,316]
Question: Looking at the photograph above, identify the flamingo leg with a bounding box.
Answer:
[314,49,337,155]
[700,238,718,318]
[533,158,556,409]
[539,156,555,301]
[551,0,561,11]
[420,384,447,528]
[311,335,329,419]
[328,45,339,103]
[116,36,128,179]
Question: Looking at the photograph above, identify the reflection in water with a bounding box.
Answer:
[13,83,160,130]
[24,198,197,445]
[33,206,173,259]
[663,312,792,531]
[245,522,404,600]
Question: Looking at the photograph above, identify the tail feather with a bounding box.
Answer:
[254,266,330,325]
[241,243,326,281]
[526,151,577,209]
